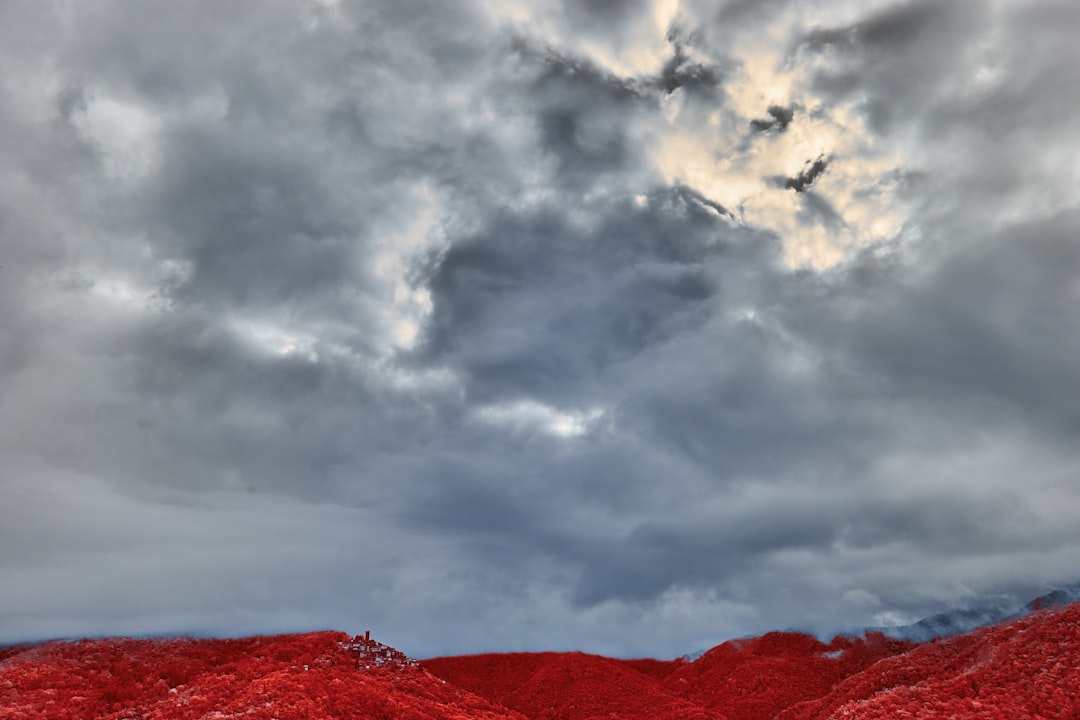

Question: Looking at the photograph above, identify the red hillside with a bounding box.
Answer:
[0,631,525,720]
[615,655,688,680]
[426,651,725,720]
[777,602,1080,720]
[421,652,562,706]
[663,630,914,720]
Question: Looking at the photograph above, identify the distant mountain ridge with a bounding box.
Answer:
[866,581,1080,642]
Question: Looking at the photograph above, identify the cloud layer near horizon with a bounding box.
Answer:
[4,0,1080,658]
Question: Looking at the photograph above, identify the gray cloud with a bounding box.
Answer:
[784,156,829,192]
[3,0,1080,659]
[750,104,794,133]
[800,0,985,132]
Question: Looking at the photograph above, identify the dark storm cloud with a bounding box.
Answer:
[750,104,794,133]
[804,0,956,51]
[4,0,1080,658]
[656,37,724,97]
[807,212,1080,435]
[568,505,842,605]
[531,64,640,184]
[784,156,829,193]
[564,0,652,24]
[154,134,356,308]
[417,189,746,405]
[798,0,988,133]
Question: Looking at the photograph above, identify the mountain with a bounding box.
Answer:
[4,597,1080,719]
[424,599,1080,720]
[777,600,1080,720]
[869,581,1080,642]
[0,631,524,720]
[425,631,914,720]
[659,631,914,720]
[1025,582,1080,612]
[870,603,1019,643]
[424,651,722,720]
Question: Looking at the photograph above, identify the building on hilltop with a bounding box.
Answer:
[341,631,419,670]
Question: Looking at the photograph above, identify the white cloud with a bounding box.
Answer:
[473,400,605,439]
[650,10,911,268]
[71,93,161,182]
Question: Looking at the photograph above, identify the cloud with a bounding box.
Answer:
[750,104,794,133]
[784,156,829,192]
[3,0,1080,658]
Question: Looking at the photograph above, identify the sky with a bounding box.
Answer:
[2,0,1080,659]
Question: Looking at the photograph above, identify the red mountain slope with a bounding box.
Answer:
[425,651,724,720]
[615,656,688,680]
[0,631,525,720]
[662,630,914,720]
[421,652,562,705]
[498,651,725,720]
[778,602,1080,720]
[425,632,912,720]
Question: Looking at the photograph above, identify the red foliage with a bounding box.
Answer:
[778,603,1080,720]
[0,632,524,720]
[615,656,688,680]
[5,604,1080,720]
[425,651,724,720]
[422,652,562,705]
[425,608,1080,720]
[661,630,914,720]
